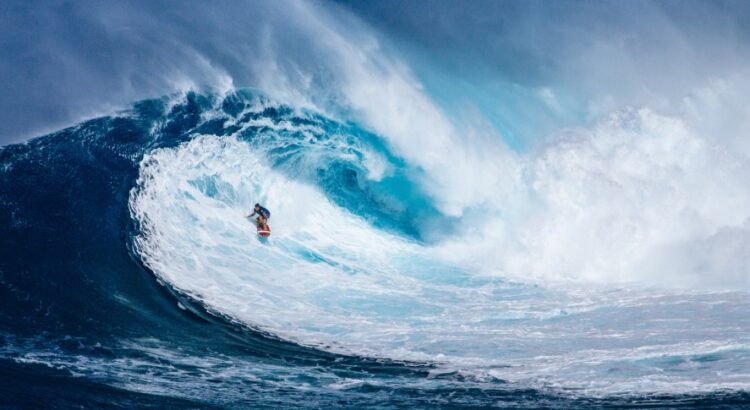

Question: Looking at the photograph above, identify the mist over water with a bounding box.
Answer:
[2,0,750,407]
[123,93,750,398]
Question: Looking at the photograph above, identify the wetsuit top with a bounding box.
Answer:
[255,206,271,219]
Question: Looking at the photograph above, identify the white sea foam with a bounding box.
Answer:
[129,133,750,395]
[436,107,750,289]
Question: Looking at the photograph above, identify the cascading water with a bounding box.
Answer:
[3,1,750,407]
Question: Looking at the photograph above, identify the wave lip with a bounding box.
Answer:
[128,94,750,395]
[1,86,749,405]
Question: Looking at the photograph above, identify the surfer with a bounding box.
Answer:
[248,203,271,230]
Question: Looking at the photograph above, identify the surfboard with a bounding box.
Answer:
[253,218,271,237]
[247,214,271,237]
[257,224,271,237]
[245,215,271,238]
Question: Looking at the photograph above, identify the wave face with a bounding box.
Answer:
[2,90,750,408]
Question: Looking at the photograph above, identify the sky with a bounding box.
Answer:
[1,0,750,145]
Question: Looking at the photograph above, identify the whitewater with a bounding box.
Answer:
[126,90,750,396]
[2,84,749,407]
[3,1,750,408]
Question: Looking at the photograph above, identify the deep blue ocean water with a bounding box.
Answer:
[1,91,749,409]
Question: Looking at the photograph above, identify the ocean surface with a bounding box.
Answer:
[1,90,749,408]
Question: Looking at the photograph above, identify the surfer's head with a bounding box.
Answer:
[254,203,260,210]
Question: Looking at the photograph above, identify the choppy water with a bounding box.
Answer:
[1,91,749,408]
